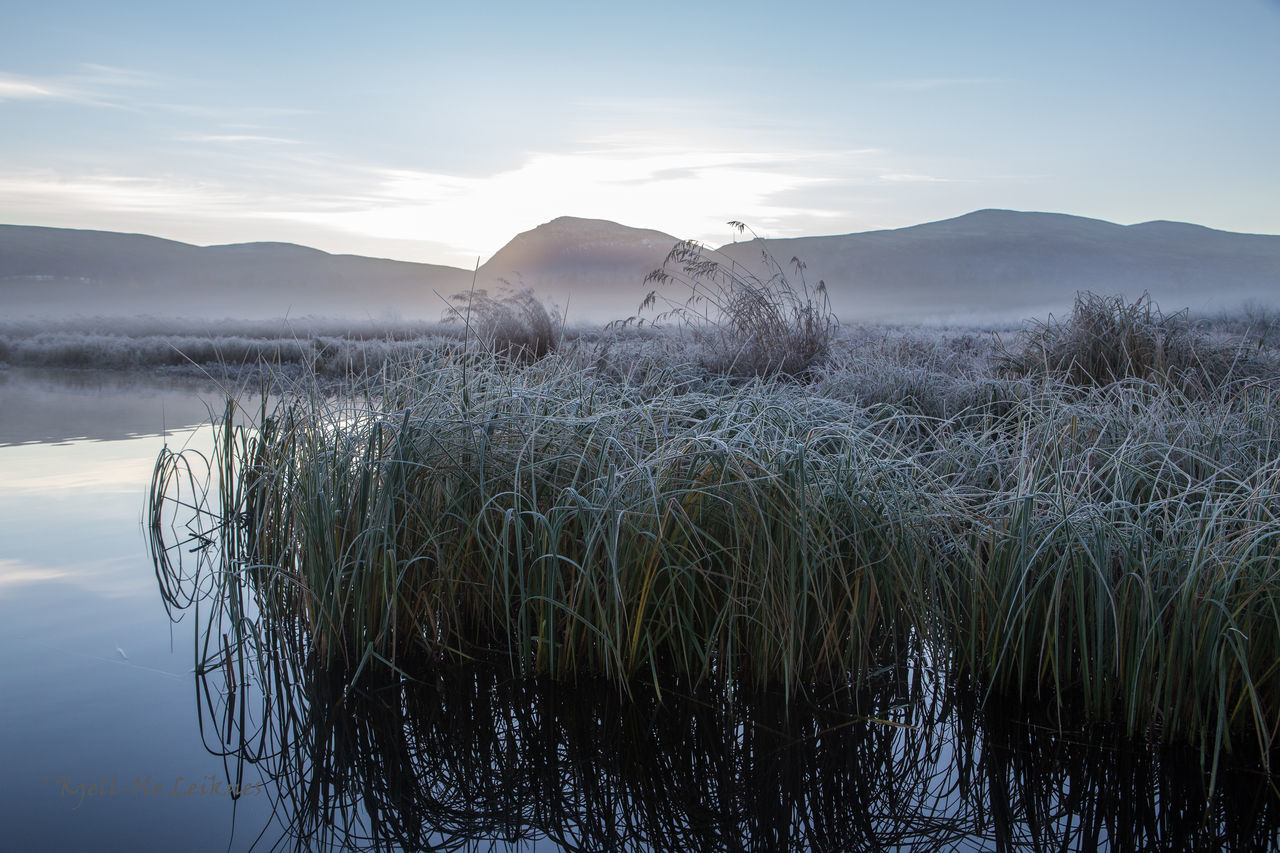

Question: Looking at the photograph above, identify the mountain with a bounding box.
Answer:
[3,211,1278,325]
[0,225,473,321]
[714,210,1280,323]
[474,216,679,322]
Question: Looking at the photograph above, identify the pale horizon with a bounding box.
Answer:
[3,1,1278,268]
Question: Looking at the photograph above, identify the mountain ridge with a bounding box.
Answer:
[3,210,1278,324]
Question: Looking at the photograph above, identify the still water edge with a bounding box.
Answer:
[0,368,283,851]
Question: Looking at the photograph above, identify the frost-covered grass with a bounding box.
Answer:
[628,225,839,378]
[148,294,1280,777]
[996,292,1273,395]
[0,316,462,376]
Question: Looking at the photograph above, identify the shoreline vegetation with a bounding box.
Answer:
[1,305,1275,383]
[131,247,1280,781]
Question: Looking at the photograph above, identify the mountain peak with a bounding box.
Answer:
[474,217,681,321]
[487,216,679,261]
[206,240,330,256]
[511,216,674,242]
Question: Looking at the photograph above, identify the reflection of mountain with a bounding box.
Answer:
[0,367,220,445]
[4,210,1279,325]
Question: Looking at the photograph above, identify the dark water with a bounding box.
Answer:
[3,366,1277,851]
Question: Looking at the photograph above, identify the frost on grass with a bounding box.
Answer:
[615,223,838,379]
[995,291,1273,395]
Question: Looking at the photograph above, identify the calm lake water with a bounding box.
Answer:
[0,368,286,850]
[2,366,1276,852]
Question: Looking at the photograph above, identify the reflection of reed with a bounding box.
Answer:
[202,651,986,852]
[960,683,1280,852]
[147,405,1280,851]
[167,596,1279,852]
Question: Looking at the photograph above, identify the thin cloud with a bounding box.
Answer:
[0,66,158,107]
[879,173,955,183]
[883,77,1002,90]
[0,171,257,216]
[156,103,315,120]
[76,63,155,84]
[0,74,69,102]
[176,133,303,145]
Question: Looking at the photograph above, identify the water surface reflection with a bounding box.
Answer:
[0,367,282,851]
[0,367,223,445]
[164,586,1280,851]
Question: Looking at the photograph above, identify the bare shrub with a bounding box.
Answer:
[996,291,1268,394]
[446,287,561,362]
[1212,299,1280,351]
[622,222,838,379]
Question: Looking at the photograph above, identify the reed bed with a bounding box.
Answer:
[150,307,1280,774]
[995,291,1271,395]
[195,355,931,694]
[927,380,1280,768]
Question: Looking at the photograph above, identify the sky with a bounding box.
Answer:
[1,0,1278,268]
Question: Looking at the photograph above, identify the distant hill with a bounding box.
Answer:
[474,216,679,322]
[3,211,1278,325]
[714,210,1280,323]
[0,225,472,321]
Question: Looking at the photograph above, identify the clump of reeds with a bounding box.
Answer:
[624,222,838,379]
[447,287,561,362]
[156,353,936,696]
[925,379,1280,770]
[148,314,1280,777]
[996,291,1266,394]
